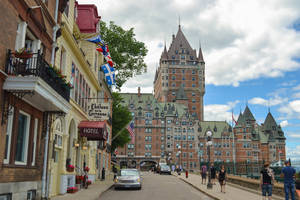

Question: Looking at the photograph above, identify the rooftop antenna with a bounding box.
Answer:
[267,100,270,113]
[178,15,181,28]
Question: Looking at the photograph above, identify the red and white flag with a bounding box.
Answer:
[127,121,135,144]
[232,112,238,125]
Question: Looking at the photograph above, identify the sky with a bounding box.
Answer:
[78,0,300,161]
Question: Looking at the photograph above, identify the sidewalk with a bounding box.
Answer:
[51,175,114,200]
[174,173,284,200]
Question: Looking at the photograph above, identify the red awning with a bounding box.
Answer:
[78,121,107,141]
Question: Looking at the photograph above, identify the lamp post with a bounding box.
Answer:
[206,131,213,189]
[177,145,181,172]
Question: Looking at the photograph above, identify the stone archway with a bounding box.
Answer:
[140,160,157,171]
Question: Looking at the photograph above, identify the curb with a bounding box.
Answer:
[98,183,114,200]
[178,177,220,200]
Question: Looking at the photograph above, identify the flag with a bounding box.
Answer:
[86,35,105,46]
[96,44,109,56]
[114,149,118,155]
[100,64,115,85]
[104,52,114,67]
[127,121,135,144]
[232,112,237,125]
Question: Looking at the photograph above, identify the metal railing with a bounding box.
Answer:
[5,49,70,102]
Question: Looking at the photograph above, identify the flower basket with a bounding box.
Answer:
[87,180,92,185]
[75,175,84,184]
[66,164,75,172]
[67,186,78,193]
[13,48,33,59]
[84,166,90,172]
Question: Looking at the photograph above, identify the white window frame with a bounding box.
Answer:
[4,107,14,164]
[15,21,27,50]
[32,118,38,166]
[15,110,31,165]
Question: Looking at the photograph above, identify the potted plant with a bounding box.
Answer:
[75,175,84,184]
[66,164,75,172]
[84,166,90,172]
[87,180,92,185]
[67,186,78,193]
[13,48,33,59]
[296,172,300,189]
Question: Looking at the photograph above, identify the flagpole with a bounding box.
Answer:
[111,120,132,142]
[232,109,237,175]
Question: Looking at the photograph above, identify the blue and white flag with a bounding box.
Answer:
[86,35,105,46]
[101,64,115,85]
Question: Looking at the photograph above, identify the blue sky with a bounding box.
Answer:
[78,0,300,160]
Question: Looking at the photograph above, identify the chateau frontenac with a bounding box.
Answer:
[116,25,286,174]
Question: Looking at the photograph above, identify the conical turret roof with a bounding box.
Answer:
[198,47,204,62]
[167,25,197,60]
[243,106,256,121]
[236,112,245,126]
[263,112,277,131]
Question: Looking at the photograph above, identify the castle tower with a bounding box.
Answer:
[153,25,205,120]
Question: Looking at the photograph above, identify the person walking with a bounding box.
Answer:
[281,160,296,200]
[260,162,274,200]
[218,165,227,193]
[201,165,207,184]
[112,164,117,180]
[210,163,216,185]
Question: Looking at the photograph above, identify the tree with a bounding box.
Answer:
[111,92,132,152]
[100,21,148,89]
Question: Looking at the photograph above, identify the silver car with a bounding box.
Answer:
[114,169,142,190]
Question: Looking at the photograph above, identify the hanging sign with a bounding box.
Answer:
[87,102,110,120]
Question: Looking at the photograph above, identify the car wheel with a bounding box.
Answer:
[138,186,142,190]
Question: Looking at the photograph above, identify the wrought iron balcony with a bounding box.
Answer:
[5,49,70,102]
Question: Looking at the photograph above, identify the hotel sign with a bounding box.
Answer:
[87,102,110,121]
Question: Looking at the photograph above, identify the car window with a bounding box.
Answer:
[120,170,139,176]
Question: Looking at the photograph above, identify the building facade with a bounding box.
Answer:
[0,0,112,199]
[0,0,70,199]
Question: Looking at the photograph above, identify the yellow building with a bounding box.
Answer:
[46,0,112,197]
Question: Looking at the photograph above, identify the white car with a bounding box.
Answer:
[114,169,142,190]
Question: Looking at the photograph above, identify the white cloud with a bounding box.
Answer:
[280,120,289,127]
[279,100,300,119]
[286,145,300,161]
[292,84,300,91]
[249,96,288,106]
[204,101,239,122]
[77,0,300,92]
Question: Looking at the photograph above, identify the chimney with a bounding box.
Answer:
[138,87,141,97]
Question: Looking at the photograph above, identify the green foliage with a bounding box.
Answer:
[100,21,148,89]
[111,92,132,151]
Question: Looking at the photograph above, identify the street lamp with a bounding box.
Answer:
[177,145,181,172]
[206,131,213,189]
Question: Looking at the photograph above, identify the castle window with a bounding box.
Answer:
[192,92,195,96]
[181,62,185,65]
[175,50,178,54]
[181,55,185,59]
[172,92,175,96]
[172,69,175,74]
[182,69,185,74]
[172,55,175,59]
[172,83,176,87]
[192,77,195,81]
[182,49,184,53]
[190,56,194,60]
[192,99,196,103]
[172,76,176,80]
[182,83,185,87]
[192,106,196,110]
[186,50,189,55]
[192,84,196,87]
[182,77,185,80]
[192,70,195,74]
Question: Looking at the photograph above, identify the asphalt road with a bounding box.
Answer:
[99,172,213,200]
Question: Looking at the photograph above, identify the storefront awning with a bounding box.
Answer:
[78,121,107,141]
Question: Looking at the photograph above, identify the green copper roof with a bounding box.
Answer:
[197,121,232,139]
[243,105,256,121]
[175,85,188,100]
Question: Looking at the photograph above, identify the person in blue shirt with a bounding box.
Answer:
[281,160,296,200]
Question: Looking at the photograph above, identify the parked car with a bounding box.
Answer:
[114,169,142,190]
[160,164,171,175]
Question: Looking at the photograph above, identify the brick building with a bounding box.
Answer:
[0,0,69,199]
[116,25,286,173]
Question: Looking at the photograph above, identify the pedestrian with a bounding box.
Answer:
[201,165,207,184]
[112,164,117,180]
[281,160,296,200]
[260,162,274,200]
[210,163,216,185]
[218,165,227,193]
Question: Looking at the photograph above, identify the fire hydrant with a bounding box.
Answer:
[185,170,188,178]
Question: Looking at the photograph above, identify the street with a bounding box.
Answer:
[100,172,212,200]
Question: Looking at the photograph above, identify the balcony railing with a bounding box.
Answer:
[5,49,70,102]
